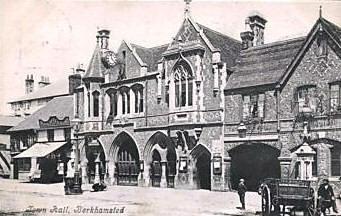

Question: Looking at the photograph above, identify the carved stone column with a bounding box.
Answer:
[160,161,168,188]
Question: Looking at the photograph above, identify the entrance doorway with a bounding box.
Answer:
[196,152,211,190]
[191,144,212,190]
[114,133,139,186]
[229,143,280,191]
[151,150,161,187]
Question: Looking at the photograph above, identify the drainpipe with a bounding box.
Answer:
[276,89,280,133]
[145,80,148,127]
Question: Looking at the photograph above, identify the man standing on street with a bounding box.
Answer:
[238,178,247,210]
[318,178,338,215]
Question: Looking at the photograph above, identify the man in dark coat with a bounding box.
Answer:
[238,178,247,210]
[318,179,338,215]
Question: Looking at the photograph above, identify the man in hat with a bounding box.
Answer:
[318,178,338,215]
[238,178,247,210]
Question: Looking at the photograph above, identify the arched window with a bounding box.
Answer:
[92,91,100,117]
[174,62,193,108]
[108,90,118,117]
[119,86,130,115]
[132,84,144,113]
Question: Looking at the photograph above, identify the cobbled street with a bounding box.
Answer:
[0,179,262,216]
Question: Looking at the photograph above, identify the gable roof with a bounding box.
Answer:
[8,95,73,132]
[83,44,105,81]
[8,79,69,103]
[226,37,305,91]
[130,43,169,72]
[277,17,341,89]
[197,24,242,68]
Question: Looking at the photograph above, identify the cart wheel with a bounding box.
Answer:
[304,190,320,216]
[261,185,271,216]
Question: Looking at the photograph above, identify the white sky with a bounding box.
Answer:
[0,0,340,115]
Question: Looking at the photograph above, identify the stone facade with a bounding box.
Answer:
[74,11,341,195]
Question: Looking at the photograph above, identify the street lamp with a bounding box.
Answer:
[71,117,82,194]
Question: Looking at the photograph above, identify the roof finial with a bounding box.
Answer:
[184,0,192,18]
[319,5,322,18]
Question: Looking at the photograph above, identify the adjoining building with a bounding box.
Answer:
[8,73,82,182]
[0,115,24,178]
[8,69,83,117]
[71,3,341,195]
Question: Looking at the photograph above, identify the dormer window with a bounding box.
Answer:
[174,63,193,108]
[242,93,265,120]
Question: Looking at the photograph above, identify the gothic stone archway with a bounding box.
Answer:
[111,132,140,186]
[190,144,212,190]
[144,132,176,188]
[229,143,280,191]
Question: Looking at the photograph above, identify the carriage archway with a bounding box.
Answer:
[229,143,280,191]
[111,132,140,186]
[190,144,211,190]
[144,132,176,188]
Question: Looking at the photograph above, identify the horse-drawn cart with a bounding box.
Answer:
[259,178,321,216]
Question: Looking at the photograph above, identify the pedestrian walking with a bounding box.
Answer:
[238,178,247,210]
[318,178,338,216]
[64,159,75,195]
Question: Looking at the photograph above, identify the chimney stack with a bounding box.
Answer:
[69,64,83,94]
[240,18,254,49]
[25,74,34,94]
[96,29,110,49]
[38,76,50,88]
[247,11,267,46]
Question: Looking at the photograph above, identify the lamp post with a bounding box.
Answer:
[72,118,82,194]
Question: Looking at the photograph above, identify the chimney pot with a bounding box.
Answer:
[97,29,110,49]
[247,11,267,46]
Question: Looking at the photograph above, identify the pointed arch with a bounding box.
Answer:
[144,131,175,164]
[190,144,211,161]
[109,131,140,162]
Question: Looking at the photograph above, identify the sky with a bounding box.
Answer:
[0,0,340,115]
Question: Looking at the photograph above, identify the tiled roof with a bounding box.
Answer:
[226,36,306,91]
[0,115,24,127]
[197,24,242,68]
[8,79,69,103]
[83,44,105,80]
[320,18,341,47]
[8,95,73,132]
[130,43,169,72]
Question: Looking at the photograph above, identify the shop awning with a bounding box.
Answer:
[13,142,67,159]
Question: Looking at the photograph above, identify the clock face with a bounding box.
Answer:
[104,51,117,68]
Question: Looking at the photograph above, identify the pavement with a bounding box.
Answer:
[0,179,340,216]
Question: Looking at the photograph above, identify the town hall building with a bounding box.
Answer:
[18,2,340,194]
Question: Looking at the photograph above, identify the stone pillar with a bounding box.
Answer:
[312,143,333,177]
[81,161,88,184]
[107,160,116,185]
[278,156,292,179]
[160,161,167,188]
[143,163,151,187]
[224,156,232,191]
[94,157,101,184]
[104,160,110,185]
